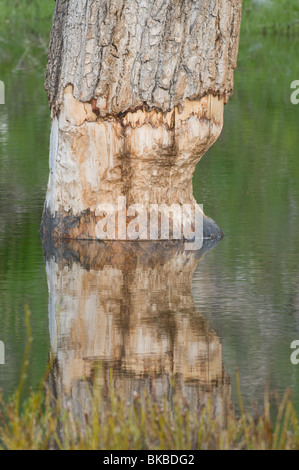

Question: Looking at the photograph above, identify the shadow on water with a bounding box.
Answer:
[42,238,233,418]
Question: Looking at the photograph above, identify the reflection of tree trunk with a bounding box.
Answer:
[41,0,242,240]
[44,240,233,419]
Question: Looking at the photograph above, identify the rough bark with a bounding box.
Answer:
[42,0,242,241]
[46,0,241,116]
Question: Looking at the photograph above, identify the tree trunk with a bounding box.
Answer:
[41,0,242,241]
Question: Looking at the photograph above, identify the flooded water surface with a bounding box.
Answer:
[0,33,299,414]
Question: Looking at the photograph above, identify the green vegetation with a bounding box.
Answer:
[0,0,298,71]
[0,0,54,69]
[0,311,298,450]
[1,379,299,450]
[242,0,299,35]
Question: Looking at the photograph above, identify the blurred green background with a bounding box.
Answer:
[0,0,299,411]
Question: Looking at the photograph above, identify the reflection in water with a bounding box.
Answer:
[43,240,232,419]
